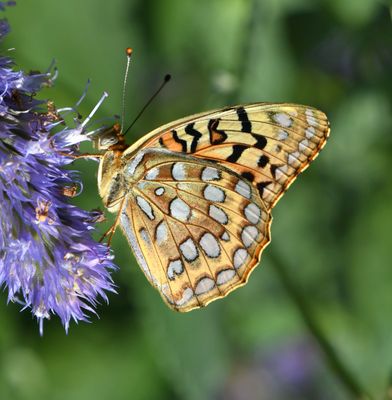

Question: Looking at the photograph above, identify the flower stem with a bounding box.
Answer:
[269,251,371,399]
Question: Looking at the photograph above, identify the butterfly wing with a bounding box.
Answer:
[119,149,271,311]
[124,103,330,210]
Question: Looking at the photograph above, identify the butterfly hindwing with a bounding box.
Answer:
[118,149,271,311]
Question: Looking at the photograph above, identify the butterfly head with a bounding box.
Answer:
[93,123,128,152]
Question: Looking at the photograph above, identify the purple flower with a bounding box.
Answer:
[0,2,15,12]
[0,16,116,334]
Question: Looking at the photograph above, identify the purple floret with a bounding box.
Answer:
[0,17,117,334]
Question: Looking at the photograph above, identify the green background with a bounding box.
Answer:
[1,0,391,399]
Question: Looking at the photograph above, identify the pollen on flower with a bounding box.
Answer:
[35,199,53,224]
[46,100,62,122]
[0,11,117,333]
[62,184,78,198]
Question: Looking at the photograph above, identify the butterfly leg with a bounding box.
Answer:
[57,151,104,160]
[99,197,126,246]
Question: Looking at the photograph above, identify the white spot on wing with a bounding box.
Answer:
[175,287,194,306]
[235,180,251,199]
[233,248,248,269]
[221,231,230,241]
[180,238,198,262]
[241,225,259,248]
[244,203,261,224]
[217,269,236,285]
[137,181,147,190]
[145,167,160,180]
[306,109,318,126]
[275,165,288,180]
[204,185,225,202]
[155,187,165,196]
[288,151,300,166]
[201,167,220,182]
[136,196,154,220]
[170,197,191,221]
[195,277,215,295]
[200,232,220,258]
[299,139,310,152]
[305,126,316,139]
[126,152,144,177]
[140,228,150,245]
[209,205,228,225]
[167,259,184,280]
[172,162,186,180]
[155,221,168,245]
[277,129,289,141]
[273,113,292,128]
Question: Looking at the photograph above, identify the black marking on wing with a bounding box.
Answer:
[257,155,269,168]
[172,129,187,152]
[256,181,272,198]
[184,123,202,153]
[270,165,278,179]
[251,134,267,150]
[159,137,166,148]
[236,106,252,132]
[226,144,247,163]
[241,171,255,183]
[208,119,228,145]
[267,111,277,123]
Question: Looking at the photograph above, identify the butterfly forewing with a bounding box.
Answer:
[118,149,271,311]
[126,103,329,209]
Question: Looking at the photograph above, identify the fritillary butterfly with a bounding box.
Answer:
[96,103,330,311]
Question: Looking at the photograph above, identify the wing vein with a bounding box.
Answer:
[131,201,177,309]
[162,212,202,307]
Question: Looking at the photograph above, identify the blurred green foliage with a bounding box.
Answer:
[1,0,391,399]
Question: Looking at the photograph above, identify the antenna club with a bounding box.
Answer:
[164,74,171,82]
[126,47,133,57]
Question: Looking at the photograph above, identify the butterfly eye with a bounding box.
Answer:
[93,123,123,150]
[100,134,119,148]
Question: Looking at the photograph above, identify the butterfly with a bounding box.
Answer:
[94,103,330,311]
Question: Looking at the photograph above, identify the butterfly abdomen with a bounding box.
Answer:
[98,150,127,212]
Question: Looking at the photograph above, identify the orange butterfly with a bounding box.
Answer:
[93,100,329,311]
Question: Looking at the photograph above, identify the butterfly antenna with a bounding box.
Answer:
[123,73,171,136]
[120,47,133,134]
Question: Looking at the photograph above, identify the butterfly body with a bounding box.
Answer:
[96,103,330,311]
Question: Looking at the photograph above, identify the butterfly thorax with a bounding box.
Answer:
[96,124,131,213]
